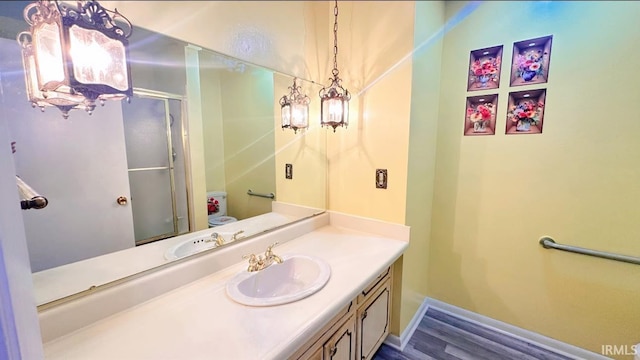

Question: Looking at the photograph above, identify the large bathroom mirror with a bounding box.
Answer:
[0,4,327,306]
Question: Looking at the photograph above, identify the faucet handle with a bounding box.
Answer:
[242,253,257,262]
[232,230,245,241]
[211,232,224,246]
[265,242,279,254]
[242,253,261,272]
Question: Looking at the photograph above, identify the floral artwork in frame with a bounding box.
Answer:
[464,94,498,136]
[510,35,552,86]
[467,45,503,91]
[505,89,546,135]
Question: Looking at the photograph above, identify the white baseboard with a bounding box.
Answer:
[385,297,610,360]
[384,298,430,351]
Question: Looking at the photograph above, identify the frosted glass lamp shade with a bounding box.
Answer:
[320,93,349,131]
[33,21,65,89]
[281,103,291,129]
[290,103,309,130]
[69,25,129,91]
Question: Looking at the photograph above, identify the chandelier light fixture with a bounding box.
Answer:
[319,0,350,132]
[280,78,310,134]
[16,0,133,119]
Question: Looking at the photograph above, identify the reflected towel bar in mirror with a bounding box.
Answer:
[247,189,275,199]
[539,236,640,265]
[16,176,48,210]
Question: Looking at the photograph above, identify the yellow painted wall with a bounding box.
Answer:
[199,58,227,193]
[219,69,276,219]
[325,1,415,225]
[401,1,445,334]
[101,1,310,79]
[429,1,640,356]
[273,74,327,209]
[266,1,332,212]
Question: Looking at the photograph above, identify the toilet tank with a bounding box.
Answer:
[207,191,228,217]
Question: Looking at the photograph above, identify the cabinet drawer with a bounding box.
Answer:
[356,279,391,360]
[357,267,390,305]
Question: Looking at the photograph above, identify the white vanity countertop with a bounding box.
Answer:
[42,224,408,359]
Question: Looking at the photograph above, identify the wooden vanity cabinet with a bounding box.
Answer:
[293,267,391,360]
[356,279,390,360]
[295,309,356,360]
[324,314,357,360]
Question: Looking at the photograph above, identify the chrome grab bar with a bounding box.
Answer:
[247,189,275,199]
[539,236,640,265]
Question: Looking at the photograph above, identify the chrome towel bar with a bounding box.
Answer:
[16,176,48,210]
[539,236,640,265]
[247,189,275,200]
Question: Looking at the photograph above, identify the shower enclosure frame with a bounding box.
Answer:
[128,88,192,246]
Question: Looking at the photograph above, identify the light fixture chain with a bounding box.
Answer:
[332,0,339,77]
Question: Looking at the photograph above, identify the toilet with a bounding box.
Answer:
[207,191,237,227]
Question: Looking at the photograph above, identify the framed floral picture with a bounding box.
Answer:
[505,89,546,135]
[464,94,498,136]
[467,45,503,91]
[510,35,553,86]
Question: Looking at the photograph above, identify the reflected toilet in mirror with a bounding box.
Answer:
[207,191,237,227]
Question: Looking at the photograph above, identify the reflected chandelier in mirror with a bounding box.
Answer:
[16,0,134,118]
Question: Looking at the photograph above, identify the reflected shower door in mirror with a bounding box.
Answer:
[122,92,189,245]
[0,18,326,306]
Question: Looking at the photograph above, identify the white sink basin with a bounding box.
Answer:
[226,254,331,306]
[164,234,219,260]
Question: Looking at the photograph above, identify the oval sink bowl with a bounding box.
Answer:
[226,254,331,307]
[164,235,218,260]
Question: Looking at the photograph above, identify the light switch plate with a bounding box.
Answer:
[285,163,293,179]
[376,169,387,189]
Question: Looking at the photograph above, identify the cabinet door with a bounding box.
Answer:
[357,279,390,360]
[324,315,356,360]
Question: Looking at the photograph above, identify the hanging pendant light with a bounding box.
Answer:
[319,0,350,132]
[16,0,133,119]
[280,78,310,134]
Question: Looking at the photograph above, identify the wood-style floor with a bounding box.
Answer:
[373,308,576,360]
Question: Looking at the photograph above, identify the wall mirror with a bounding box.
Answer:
[0,4,327,307]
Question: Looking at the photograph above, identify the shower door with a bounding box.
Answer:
[121,91,189,245]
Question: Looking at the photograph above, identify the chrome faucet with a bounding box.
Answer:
[231,230,245,241]
[205,232,225,247]
[243,242,283,272]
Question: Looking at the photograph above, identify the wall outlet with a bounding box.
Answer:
[376,169,387,189]
[285,163,293,179]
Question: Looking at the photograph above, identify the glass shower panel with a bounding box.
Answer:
[123,97,170,169]
[122,96,176,244]
[127,170,174,242]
